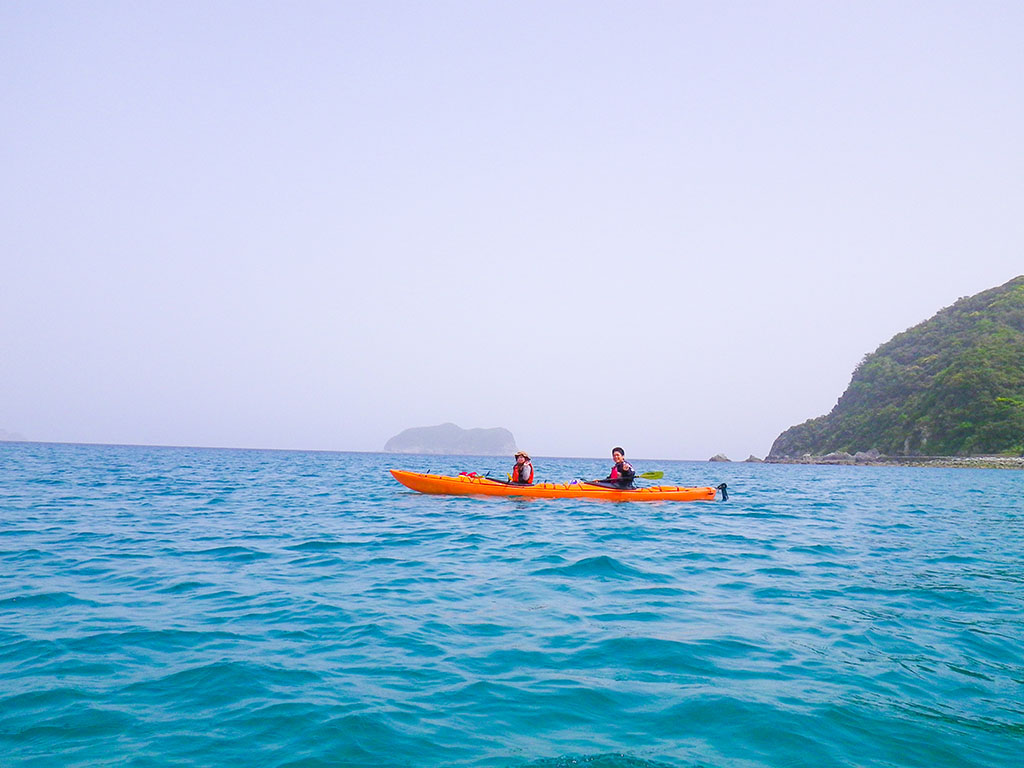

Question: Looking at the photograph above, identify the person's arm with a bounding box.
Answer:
[615,462,635,486]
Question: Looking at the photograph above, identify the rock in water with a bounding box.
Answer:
[820,451,854,464]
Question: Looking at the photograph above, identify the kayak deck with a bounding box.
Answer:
[390,470,722,502]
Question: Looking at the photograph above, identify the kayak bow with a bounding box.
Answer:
[390,470,724,502]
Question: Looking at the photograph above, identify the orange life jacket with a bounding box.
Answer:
[512,462,534,484]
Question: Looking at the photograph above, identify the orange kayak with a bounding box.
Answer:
[390,470,725,502]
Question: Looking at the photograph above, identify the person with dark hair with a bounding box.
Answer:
[586,446,636,489]
[606,447,635,488]
[510,451,534,484]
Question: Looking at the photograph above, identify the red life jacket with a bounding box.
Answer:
[512,462,534,484]
[609,461,633,481]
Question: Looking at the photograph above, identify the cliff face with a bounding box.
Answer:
[384,423,517,455]
[770,276,1024,459]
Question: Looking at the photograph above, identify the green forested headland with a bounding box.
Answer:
[769,276,1024,459]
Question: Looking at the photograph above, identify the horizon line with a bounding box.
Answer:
[0,438,738,463]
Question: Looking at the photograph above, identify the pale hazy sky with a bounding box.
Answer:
[2,1,1022,460]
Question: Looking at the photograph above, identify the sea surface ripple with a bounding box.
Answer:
[1,443,1022,767]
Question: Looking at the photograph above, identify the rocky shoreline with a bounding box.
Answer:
[763,452,1024,470]
[708,450,1024,469]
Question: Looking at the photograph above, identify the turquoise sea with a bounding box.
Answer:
[1,442,1021,767]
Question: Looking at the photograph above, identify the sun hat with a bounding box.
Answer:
[514,450,530,460]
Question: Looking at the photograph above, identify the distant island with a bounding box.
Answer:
[0,429,27,442]
[384,422,517,455]
[769,276,1024,465]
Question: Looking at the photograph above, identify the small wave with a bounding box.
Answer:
[1,686,90,713]
[62,628,244,656]
[457,622,508,637]
[716,580,753,591]
[5,703,135,743]
[2,548,47,562]
[623,586,692,597]
[271,710,439,767]
[285,553,347,569]
[465,647,555,676]
[0,634,63,669]
[121,660,319,707]
[283,539,355,552]
[0,591,101,610]
[789,544,846,555]
[365,556,401,565]
[590,611,664,623]
[927,553,979,564]
[521,754,676,768]
[755,566,802,577]
[154,580,217,594]
[184,545,271,562]
[531,556,669,582]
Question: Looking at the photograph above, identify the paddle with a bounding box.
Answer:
[577,471,664,484]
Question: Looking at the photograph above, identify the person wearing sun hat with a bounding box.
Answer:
[510,450,534,484]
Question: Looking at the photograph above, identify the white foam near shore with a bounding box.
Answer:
[901,456,1024,469]
[768,454,1024,469]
